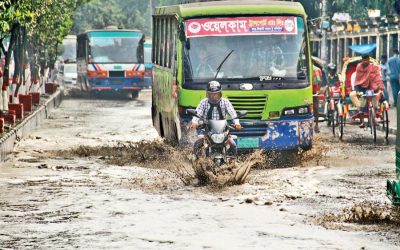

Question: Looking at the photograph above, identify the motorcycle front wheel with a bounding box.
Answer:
[213,158,223,167]
[193,139,205,159]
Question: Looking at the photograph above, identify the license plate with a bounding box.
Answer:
[237,138,259,148]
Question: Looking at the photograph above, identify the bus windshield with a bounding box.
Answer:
[183,17,307,83]
[88,36,142,63]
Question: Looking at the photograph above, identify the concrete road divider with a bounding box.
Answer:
[30,92,40,104]
[8,103,24,119]
[0,110,16,125]
[45,83,58,94]
[19,94,33,112]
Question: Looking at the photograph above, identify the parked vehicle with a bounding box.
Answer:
[77,28,145,98]
[152,1,314,151]
[58,63,77,85]
[62,35,77,63]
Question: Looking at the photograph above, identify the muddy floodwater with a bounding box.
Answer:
[1,89,399,249]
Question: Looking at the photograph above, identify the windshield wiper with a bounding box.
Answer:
[214,50,234,79]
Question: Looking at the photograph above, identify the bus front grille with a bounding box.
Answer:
[227,95,266,119]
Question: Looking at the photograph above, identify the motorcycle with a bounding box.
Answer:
[187,109,247,166]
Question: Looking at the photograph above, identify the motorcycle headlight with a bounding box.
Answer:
[211,133,225,144]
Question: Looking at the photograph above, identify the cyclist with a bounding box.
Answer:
[349,54,384,127]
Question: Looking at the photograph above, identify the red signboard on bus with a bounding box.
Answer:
[185,16,297,38]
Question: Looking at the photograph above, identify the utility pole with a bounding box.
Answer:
[320,0,329,73]
[149,0,153,36]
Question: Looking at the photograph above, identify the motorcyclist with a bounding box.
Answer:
[318,63,340,96]
[190,80,241,155]
[327,63,340,86]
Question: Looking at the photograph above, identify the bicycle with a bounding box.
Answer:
[338,90,389,143]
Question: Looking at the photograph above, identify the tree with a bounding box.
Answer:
[72,0,183,36]
[0,0,88,103]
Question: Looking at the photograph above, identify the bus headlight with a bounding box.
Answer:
[298,107,309,114]
[284,109,295,115]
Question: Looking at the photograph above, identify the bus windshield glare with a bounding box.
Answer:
[144,46,152,64]
[183,17,307,83]
[88,37,141,63]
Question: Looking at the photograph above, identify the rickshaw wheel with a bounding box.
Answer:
[339,109,345,140]
[382,109,389,143]
[369,107,377,143]
[329,109,336,136]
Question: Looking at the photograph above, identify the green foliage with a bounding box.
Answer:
[0,0,88,92]
[297,0,398,19]
[72,0,183,35]
[0,0,398,70]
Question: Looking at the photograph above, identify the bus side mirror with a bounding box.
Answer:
[178,23,190,49]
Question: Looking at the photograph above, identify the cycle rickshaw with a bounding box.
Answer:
[336,56,390,143]
[312,57,342,135]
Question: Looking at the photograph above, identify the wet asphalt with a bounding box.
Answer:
[0,89,399,249]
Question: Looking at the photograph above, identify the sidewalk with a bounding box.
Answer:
[0,89,63,162]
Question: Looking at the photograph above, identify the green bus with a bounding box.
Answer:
[387,96,400,205]
[152,0,313,151]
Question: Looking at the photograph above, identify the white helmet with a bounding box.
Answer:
[207,80,222,104]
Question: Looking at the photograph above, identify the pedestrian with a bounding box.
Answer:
[312,65,322,133]
[380,54,390,103]
[387,49,400,106]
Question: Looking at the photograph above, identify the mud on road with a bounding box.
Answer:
[0,89,399,249]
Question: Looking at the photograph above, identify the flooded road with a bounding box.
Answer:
[1,90,399,249]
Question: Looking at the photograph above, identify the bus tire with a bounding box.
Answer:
[78,77,84,91]
[159,113,165,138]
[169,120,179,145]
[131,90,139,99]
[82,78,87,91]
[151,106,157,127]
[151,93,157,126]
[300,144,312,151]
